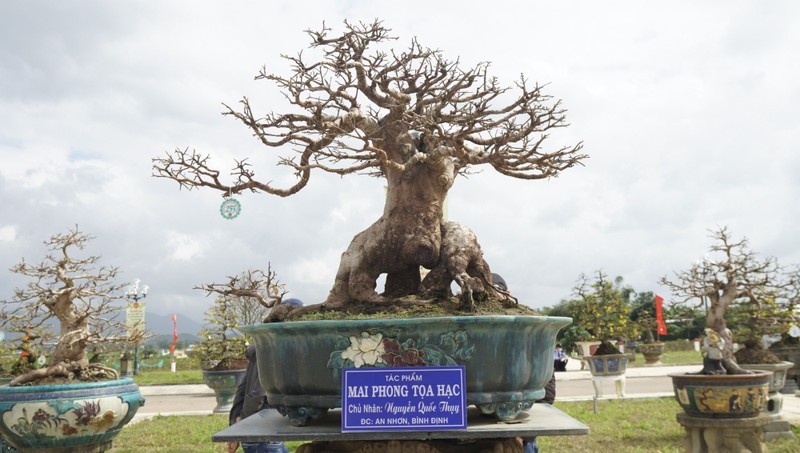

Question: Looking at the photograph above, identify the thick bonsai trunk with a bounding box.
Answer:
[705,288,747,375]
[10,306,117,386]
[324,129,506,308]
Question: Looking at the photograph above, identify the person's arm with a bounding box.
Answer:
[226,380,246,452]
[229,378,246,426]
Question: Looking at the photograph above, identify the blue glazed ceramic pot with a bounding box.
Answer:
[202,369,247,414]
[586,353,628,376]
[670,371,771,418]
[0,378,144,451]
[240,315,571,425]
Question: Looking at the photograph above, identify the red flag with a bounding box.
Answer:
[169,314,178,353]
[655,295,668,335]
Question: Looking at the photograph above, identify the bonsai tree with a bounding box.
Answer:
[570,271,638,354]
[153,20,585,312]
[635,310,659,344]
[660,226,800,374]
[727,286,800,364]
[192,266,286,370]
[0,227,142,386]
[629,292,665,344]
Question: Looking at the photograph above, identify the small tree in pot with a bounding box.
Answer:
[571,271,637,356]
[0,227,145,452]
[728,287,799,366]
[191,265,287,414]
[0,227,143,386]
[660,226,798,375]
[193,265,286,371]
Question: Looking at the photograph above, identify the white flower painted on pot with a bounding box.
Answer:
[341,332,386,368]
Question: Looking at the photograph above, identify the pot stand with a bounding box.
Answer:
[676,412,770,453]
[591,375,625,398]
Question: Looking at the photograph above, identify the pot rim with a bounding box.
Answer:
[0,377,136,394]
[239,314,572,333]
[668,370,773,380]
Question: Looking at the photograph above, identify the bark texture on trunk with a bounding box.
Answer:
[324,129,503,307]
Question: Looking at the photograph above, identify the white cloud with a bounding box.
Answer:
[1,0,799,316]
[0,225,16,242]
[166,232,204,262]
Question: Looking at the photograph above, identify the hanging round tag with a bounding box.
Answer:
[789,326,800,338]
[220,198,242,220]
[37,355,47,366]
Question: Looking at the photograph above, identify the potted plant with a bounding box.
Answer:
[192,266,285,413]
[768,334,800,393]
[0,228,145,452]
[153,20,582,448]
[660,227,796,419]
[728,296,798,439]
[568,327,600,371]
[729,288,799,397]
[569,271,637,377]
[634,307,666,365]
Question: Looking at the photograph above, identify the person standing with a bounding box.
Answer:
[227,298,304,453]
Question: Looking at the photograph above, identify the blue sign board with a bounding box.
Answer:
[341,366,467,432]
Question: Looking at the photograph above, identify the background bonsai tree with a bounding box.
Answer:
[0,227,142,386]
[192,266,286,370]
[570,271,638,354]
[660,226,800,374]
[726,286,800,364]
[3,325,54,377]
[634,310,659,344]
[153,20,586,311]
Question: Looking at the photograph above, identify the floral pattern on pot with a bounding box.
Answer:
[328,330,474,370]
[3,396,128,439]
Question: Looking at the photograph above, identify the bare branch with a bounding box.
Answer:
[152,20,586,195]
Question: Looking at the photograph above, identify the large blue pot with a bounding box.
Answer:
[0,378,144,451]
[240,315,571,425]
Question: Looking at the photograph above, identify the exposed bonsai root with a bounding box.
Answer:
[424,222,515,309]
[10,361,119,386]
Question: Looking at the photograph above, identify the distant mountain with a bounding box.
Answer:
[145,312,204,337]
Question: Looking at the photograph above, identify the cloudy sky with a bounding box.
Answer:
[1,1,798,323]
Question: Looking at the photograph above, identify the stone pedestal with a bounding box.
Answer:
[591,375,626,398]
[782,377,799,394]
[675,413,770,453]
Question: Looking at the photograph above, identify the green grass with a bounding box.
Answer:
[542,398,800,453]
[112,415,302,452]
[628,349,702,367]
[131,369,204,385]
[112,399,800,452]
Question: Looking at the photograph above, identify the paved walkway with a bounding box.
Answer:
[133,361,800,424]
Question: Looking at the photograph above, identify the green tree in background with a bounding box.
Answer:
[553,271,638,353]
[574,272,638,346]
